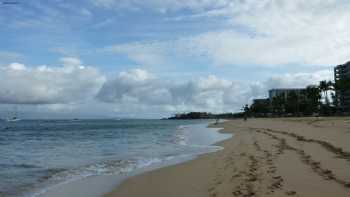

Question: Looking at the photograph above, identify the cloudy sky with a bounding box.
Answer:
[0,0,346,118]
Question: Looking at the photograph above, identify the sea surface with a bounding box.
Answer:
[0,119,230,197]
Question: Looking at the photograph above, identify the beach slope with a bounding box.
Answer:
[105,118,350,197]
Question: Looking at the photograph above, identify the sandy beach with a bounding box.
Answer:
[105,117,350,197]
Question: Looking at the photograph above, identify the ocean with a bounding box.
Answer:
[0,119,231,197]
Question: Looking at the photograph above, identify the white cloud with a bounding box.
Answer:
[104,0,350,67]
[97,69,167,104]
[0,58,106,104]
[263,69,333,90]
[92,0,230,12]
[97,68,333,115]
[223,0,350,66]
[251,69,334,99]
[0,62,332,117]
[106,27,350,67]
[60,57,86,70]
[98,68,255,114]
[8,63,26,71]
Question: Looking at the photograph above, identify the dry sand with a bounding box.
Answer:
[105,117,350,197]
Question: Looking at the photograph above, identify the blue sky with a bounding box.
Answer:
[0,0,346,118]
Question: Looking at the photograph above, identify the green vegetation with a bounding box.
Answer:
[168,78,350,120]
[248,80,339,117]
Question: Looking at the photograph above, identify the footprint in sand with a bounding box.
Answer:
[285,190,297,196]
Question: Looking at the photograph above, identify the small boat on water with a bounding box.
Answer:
[6,116,21,122]
[5,106,21,122]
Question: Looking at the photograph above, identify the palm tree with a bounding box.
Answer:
[243,104,250,120]
[319,80,328,103]
[305,86,321,114]
[286,91,298,115]
[327,81,334,90]
[326,81,335,105]
[319,80,337,115]
[319,80,334,105]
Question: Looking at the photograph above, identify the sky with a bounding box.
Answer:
[0,0,348,119]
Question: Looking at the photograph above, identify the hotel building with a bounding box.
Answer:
[334,62,350,112]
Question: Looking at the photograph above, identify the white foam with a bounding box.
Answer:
[31,122,231,197]
[31,156,186,197]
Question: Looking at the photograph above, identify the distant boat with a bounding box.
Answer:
[6,116,21,122]
[6,106,21,122]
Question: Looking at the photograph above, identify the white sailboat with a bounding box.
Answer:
[6,116,21,122]
[6,107,21,122]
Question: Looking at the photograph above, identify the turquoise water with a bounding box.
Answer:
[0,119,230,196]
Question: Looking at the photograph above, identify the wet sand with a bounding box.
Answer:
[105,117,350,197]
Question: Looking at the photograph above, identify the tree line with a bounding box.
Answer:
[167,79,350,120]
[247,80,340,117]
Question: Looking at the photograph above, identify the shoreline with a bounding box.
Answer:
[105,117,350,197]
[103,120,233,197]
[36,121,230,197]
